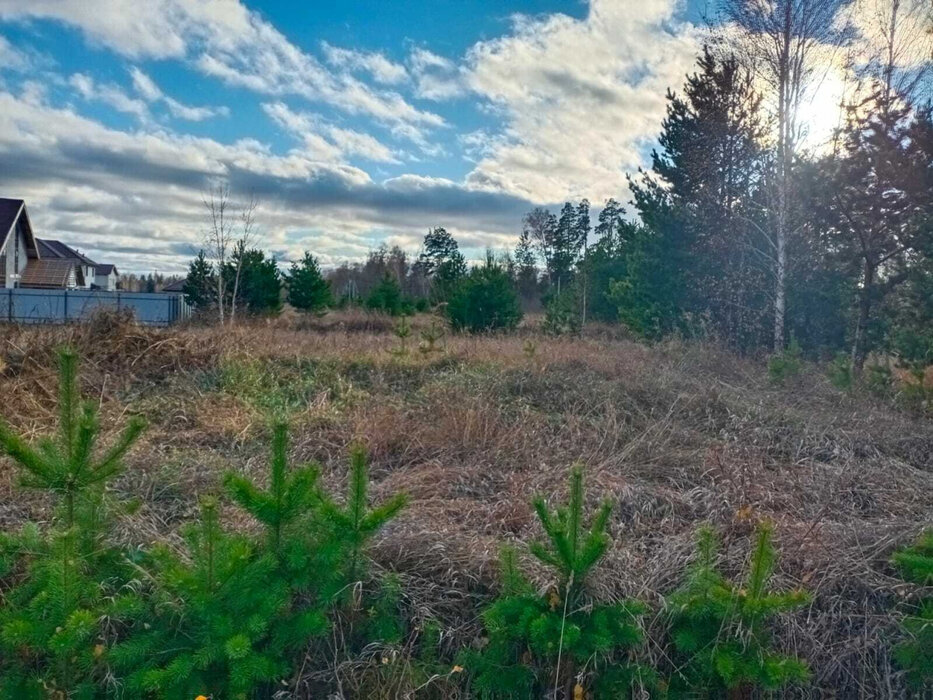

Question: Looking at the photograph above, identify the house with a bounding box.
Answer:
[95,264,119,291]
[37,239,102,290]
[160,278,187,293]
[1,198,118,290]
[1,198,85,289]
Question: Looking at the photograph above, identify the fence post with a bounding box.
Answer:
[63,290,67,321]
[7,289,10,323]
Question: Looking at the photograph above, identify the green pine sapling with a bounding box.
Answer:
[891,530,932,688]
[459,463,648,699]
[111,497,314,699]
[666,522,811,696]
[316,444,409,595]
[0,347,145,698]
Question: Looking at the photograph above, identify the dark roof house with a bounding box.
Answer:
[1,198,115,290]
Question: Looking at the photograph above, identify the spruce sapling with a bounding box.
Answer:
[459,464,648,699]
[0,347,145,697]
[891,530,932,688]
[666,522,811,696]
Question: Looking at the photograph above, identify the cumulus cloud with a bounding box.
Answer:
[0,0,445,138]
[0,88,531,271]
[459,0,699,204]
[321,42,408,85]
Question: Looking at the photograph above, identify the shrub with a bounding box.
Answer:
[458,464,649,698]
[865,363,894,397]
[665,522,811,696]
[827,352,853,390]
[366,274,406,316]
[768,338,803,385]
[891,530,933,688]
[446,262,522,333]
[0,348,145,697]
[542,288,581,336]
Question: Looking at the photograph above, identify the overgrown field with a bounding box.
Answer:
[0,311,931,697]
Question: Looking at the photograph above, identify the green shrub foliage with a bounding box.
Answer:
[891,530,933,688]
[0,348,145,698]
[666,523,811,696]
[446,260,523,333]
[459,464,648,699]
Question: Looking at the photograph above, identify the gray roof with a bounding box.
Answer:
[37,238,98,267]
[96,263,117,275]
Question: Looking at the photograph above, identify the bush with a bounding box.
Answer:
[665,522,811,695]
[542,288,581,336]
[891,531,933,688]
[366,274,406,316]
[768,338,803,385]
[828,353,853,390]
[446,262,522,333]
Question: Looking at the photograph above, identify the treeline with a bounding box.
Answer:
[1,350,930,697]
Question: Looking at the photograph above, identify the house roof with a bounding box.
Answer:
[0,198,39,260]
[96,263,118,275]
[37,238,98,267]
[161,278,187,292]
[1,259,85,289]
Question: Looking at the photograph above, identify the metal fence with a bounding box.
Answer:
[1,289,191,326]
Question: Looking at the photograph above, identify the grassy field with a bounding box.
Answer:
[0,310,930,696]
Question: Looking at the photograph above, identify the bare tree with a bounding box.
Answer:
[720,0,852,350]
[201,183,261,325]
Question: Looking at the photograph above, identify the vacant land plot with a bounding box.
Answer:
[1,311,930,696]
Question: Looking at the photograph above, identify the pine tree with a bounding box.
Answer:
[0,348,145,697]
[665,522,811,696]
[184,250,216,311]
[287,252,333,313]
[111,497,312,699]
[315,444,408,593]
[891,530,932,688]
[459,464,648,699]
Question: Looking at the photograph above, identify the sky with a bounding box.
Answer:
[0,0,914,274]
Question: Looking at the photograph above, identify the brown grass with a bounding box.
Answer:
[0,310,930,696]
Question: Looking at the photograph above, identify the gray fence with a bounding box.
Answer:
[1,289,191,326]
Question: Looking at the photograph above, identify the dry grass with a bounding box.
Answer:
[0,310,931,697]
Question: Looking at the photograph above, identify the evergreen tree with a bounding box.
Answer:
[446,257,523,333]
[629,48,769,350]
[513,229,539,303]
[459,465,648,699]
[224,247,282,315]
[287,252,333,313]
[665,523,811,696]
[0,348,145,697]
[365,272,405,316]
[822,96,932,372]
[184,250,216,311]
[891,530,933,688]
[416,227,467,303]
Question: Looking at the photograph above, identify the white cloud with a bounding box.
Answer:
[129,67,229,121]
[0,33,26,70]
[456,0,700,204]
[0,88,530,272]
[261,101,399,163]
[322,42,408,84]
[408,47,466,100]
[69,72,151,121]
[0,0,444,137]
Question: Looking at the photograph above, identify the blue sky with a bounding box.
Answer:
[0,0,707,272]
